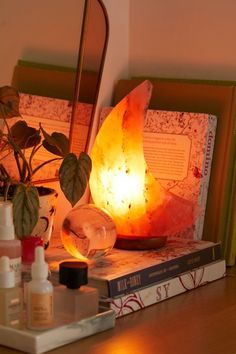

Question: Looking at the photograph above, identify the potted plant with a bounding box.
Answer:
[0,85,92,246]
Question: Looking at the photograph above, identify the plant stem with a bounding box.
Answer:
[4,119,32,182]
[29,143,42,171]
[0,150,13,162]
[3,118,11,134]
[4,181,11,201]
[0,163,10,178]
[13,151,25,181]
[31,157,62,178]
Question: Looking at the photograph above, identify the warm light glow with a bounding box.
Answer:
[100,169,145,211]
[90,80,163,237]
[90,80,196,239]
[112,171,143,203]
[60,204,117,260]
[61,231,88,261]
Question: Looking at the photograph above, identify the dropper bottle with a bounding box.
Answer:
[0,202,21,285]
[26,246,53,330]
[0,256,22,329]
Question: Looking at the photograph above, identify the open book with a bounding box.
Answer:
[99,107,217,240]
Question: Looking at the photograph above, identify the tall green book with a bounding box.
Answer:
[113,77,236,265]
[11,59,98,103]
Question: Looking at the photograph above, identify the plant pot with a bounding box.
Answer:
[0,186,58,248]
[31,187,58,248]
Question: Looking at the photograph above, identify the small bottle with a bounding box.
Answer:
[0,256,23,329]
[26,246,53,330]
[54,261,99,324]
[21,236,44,304]
[0,202,21,286]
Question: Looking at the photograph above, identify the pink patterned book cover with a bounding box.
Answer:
[102,259,226,318]
[2,93,92,181]
[100,108,217,240]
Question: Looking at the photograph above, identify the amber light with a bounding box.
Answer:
[89,81,196,249]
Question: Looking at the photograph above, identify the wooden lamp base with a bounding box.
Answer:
[114,235,167,250]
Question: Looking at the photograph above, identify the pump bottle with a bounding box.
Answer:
[0,256,22,329]
[26,246,53,330]
[0,202,21,285]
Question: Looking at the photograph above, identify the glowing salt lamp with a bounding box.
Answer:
[89,80,196,249]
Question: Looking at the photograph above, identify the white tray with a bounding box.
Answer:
[0,308,115,354]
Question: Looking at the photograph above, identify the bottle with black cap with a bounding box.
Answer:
[54,261,99,323]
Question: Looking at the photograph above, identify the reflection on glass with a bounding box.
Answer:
[2,0,109,183]
[70,0,109,154]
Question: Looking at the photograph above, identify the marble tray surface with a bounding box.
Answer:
[0,308,115,354]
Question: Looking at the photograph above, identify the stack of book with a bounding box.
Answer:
[47,239,225,319]
[87,240,225,318]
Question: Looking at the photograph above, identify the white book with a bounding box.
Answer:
[100,259,226,318]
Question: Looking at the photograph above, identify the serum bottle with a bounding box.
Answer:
[26,246,54,330]
[0,256,22,329]
[54,261,99,324]
[0,202,21,286]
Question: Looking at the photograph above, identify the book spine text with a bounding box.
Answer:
[108,243,221,297]
[103,260,225,318]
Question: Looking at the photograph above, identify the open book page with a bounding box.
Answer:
[100,108,217,240]
[2,93,92,181]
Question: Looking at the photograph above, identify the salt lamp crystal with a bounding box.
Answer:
[90,80,196,238]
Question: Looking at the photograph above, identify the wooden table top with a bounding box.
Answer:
[1,266,236,354]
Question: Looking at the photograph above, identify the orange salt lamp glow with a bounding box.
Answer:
[89,80,196,249]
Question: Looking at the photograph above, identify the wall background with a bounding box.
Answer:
[0,0,84,86]
[2,1,236,94]
[97,0,236,109]
[129,0,236,81]
[1,0,236,234]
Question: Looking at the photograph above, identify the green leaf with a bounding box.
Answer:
[59,152,92,206]
[10,120,41,149]
[0,86,21,119]
[41,126,69,157]
[12,184,39,238]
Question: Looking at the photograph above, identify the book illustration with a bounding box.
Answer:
[110,293,144,318]
[99,107,217,240]
[19,94,72,123]
[88,240,219,279]
[103,259,226,318]
[2,93,93,181]
[178,266,205,290]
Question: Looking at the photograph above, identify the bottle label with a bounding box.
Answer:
[8,295,22,328]
[9,257,21,286]
[30,293,53,328]
[0,290,22,329]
